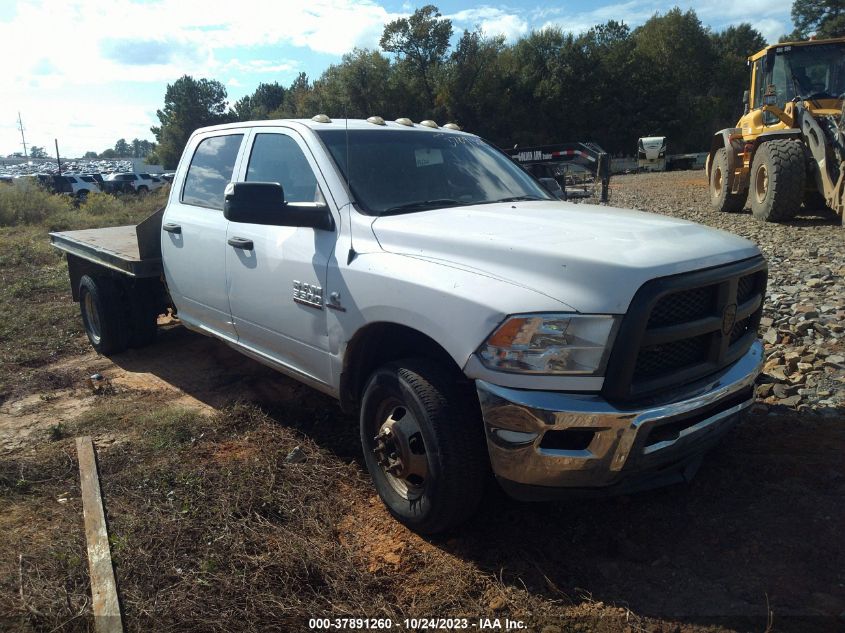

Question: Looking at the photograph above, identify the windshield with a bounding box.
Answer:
[316,129,552,215]
[770,42,845,105]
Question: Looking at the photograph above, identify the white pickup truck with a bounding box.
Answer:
[51,117,767,534]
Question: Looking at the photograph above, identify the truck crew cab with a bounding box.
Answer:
[51,116,766,534]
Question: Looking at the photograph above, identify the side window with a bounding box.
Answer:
[753,59,765,109]
[182,134,243,209]
[771,54,793,107]
[246,133,321,203]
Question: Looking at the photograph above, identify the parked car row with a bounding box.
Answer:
[0,158,137,177]
[0,172,172,199]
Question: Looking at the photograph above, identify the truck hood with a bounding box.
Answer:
[370,201,760,314]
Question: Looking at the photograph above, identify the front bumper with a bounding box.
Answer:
[476,340,763,500]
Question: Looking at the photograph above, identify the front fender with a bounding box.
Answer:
[708,128,742,184]
[327,252,570,369]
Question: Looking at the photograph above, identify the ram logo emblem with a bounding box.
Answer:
[293,280,323,309]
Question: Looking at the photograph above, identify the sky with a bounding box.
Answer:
[1,0,794,158]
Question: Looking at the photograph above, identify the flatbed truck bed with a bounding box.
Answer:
[49,225,162,278]
[48,207,165,279]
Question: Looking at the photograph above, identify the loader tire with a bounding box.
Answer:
[750,140,805,222]
[709,148,746,213]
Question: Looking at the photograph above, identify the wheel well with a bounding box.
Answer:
[339,322,466,413]
[67,254,105,301]
[752,130,802,151]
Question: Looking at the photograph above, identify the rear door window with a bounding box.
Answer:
[182,134,244,209]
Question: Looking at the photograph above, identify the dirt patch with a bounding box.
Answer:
[0,323,302,456]
[207,439,260,462]
[0,389,96,453]
[337,494,416,573]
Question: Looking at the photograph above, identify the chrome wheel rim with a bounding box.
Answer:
[372,400,428,500]
[83,292,101,344]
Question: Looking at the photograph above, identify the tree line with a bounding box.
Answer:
[148,1,844,169]
[7,138,155,161]
[83,138,156,160]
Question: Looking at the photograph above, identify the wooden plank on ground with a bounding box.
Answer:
[76,436,124,633]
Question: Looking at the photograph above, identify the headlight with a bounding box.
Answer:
[478,314,618,375]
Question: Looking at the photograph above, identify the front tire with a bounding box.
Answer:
[709,148,746,213]
[78,275,130,355]
[750,140,805,222]
[360,359,488,534]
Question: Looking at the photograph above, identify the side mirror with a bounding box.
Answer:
[224,182,334,231]
[742,89,750,114]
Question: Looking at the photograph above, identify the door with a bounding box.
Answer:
[161,132,245,338]
[225,129,336,385]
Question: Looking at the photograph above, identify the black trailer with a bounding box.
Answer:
[508,142,611,204]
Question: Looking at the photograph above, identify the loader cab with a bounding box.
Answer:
[741,39,845,136]
[766,42,845,106]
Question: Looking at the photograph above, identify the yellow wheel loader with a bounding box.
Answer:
[706,38,845,224]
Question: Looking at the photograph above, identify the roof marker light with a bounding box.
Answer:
[311,114,332,123]
[443,123,461,131]
[395,117,414,126]
[367,116,386,125]
[419,120,438,128]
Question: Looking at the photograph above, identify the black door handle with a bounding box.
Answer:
[228,236,254,250]
[162,223,182,234]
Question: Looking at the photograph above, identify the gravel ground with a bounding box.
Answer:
[610,170,845,415]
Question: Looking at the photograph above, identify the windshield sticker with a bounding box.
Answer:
[415,148,444,167]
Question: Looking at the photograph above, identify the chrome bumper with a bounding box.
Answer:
[476,341,763,500]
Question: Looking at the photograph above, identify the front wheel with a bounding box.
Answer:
[360,359,488,534]
[750,139,805,222]
[709,148,746,213]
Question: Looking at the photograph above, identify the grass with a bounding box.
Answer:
[0,185,167,402]
[0,402,550,632]
[0,396,677,632]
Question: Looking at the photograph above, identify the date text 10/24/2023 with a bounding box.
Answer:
[308,618,527,630]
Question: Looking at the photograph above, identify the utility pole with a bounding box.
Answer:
[17,112,28,158]
[55,139,62,174]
